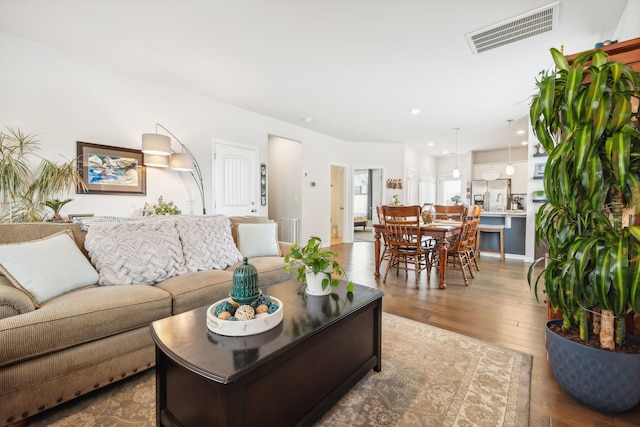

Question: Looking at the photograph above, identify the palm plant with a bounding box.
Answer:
[0,127,86,222]
[44,198,74,221]
[528,47,640,350]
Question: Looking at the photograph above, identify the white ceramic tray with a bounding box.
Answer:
[206,297,283,337]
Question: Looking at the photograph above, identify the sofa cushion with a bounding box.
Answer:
[0,284,172,367]
[174,216,243,272]
[155,269,234,315]
[0,231,99,307]
[85,219,186,286]
[228,215,272,246]
[236,222,282,258]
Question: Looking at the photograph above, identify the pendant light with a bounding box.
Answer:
[452,127,460,178]
[505,119,514,176]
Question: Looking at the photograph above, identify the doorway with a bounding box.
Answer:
[353,168,383,242]
[330,165,345,246]
[268,135,302,242]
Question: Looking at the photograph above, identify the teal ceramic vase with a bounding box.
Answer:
[230,257,260,304]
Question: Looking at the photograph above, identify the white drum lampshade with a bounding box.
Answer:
[144,153,170,168]
[141,133,171,155]
[171,153,194,171]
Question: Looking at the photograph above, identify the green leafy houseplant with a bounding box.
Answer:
[0,127,86,222]
[284,236,354,292]
[528,47,640,350]
[143,196,182,216]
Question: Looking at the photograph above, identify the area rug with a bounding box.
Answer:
[28,313,531,427]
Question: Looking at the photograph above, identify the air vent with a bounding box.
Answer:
[465,2,559,54]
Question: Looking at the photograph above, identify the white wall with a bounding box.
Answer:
[0,32,359,243]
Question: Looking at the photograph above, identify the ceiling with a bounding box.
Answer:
[0,0,631,156]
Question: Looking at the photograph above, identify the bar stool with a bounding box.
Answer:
[476,224,505,261]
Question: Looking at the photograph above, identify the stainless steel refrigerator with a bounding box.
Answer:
[471,179,510,212]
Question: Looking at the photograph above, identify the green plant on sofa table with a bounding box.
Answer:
[527,47,640,351]
[284,236,354,293]
[143,195,182,216]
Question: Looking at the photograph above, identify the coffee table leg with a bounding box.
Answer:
[374,299,382,372]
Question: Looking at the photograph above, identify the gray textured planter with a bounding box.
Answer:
[546,320,640,413]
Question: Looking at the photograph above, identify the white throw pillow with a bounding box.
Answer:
[236,222,281,258]
[0,231,99,306]
[174,216,244,272]
[85,219,186,285]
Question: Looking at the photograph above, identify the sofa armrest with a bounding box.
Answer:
[278,241,294,257]
[0,278,35,320]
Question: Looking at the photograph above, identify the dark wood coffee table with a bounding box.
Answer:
[149,280,383,427]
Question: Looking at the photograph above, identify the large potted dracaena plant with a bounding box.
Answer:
[528,47,640,413]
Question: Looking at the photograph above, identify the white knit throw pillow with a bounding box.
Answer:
[85,219,186,285]
[175,216,243,272]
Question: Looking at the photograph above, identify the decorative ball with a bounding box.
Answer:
[215,301,235,317]
[256,294,272,307]
[267,304,279,314]
[228,317,236,321]
[217,311,232,320]
[235,305,255,321]
[256,304,269,314]
[230,300,239,310]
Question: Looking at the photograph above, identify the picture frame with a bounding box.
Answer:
[533,162,546,179]
[260,163,267,206]
[76,141,146,195]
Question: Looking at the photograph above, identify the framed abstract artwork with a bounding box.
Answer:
[76,141,146,195]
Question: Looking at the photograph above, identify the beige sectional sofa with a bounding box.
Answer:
[0,215,294,426]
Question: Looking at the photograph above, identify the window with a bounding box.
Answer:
[438,175,465,205]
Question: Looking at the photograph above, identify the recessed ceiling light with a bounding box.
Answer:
[427,142,434,147]
[443,150,449,154]
[517,129,525,135]
[410,108,421,115]
[303,117,313,123]
[521,141,528,145]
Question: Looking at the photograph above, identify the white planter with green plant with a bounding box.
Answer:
[284,236,354,295]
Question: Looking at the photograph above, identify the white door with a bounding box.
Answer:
[213,141,258,216]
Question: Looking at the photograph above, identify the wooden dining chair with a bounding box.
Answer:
[434,205,466,221]
[376,205,391,264]
[466,205,482,271]
[381,205,428,287]
[429,206,475,285]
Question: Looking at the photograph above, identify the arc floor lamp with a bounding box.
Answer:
[141,123,206,214]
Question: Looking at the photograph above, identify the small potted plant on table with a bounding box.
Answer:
[284,236,354,295]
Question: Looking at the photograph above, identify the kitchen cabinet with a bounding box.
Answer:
[511,162,528,193]
[473,161,528,193]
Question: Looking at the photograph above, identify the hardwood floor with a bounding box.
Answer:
[331,241,640,427]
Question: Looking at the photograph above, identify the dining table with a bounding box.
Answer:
[373,220,463,289]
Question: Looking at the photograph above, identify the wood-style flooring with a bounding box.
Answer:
[331,240,640,427]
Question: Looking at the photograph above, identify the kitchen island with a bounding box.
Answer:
[478,210,526,257]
